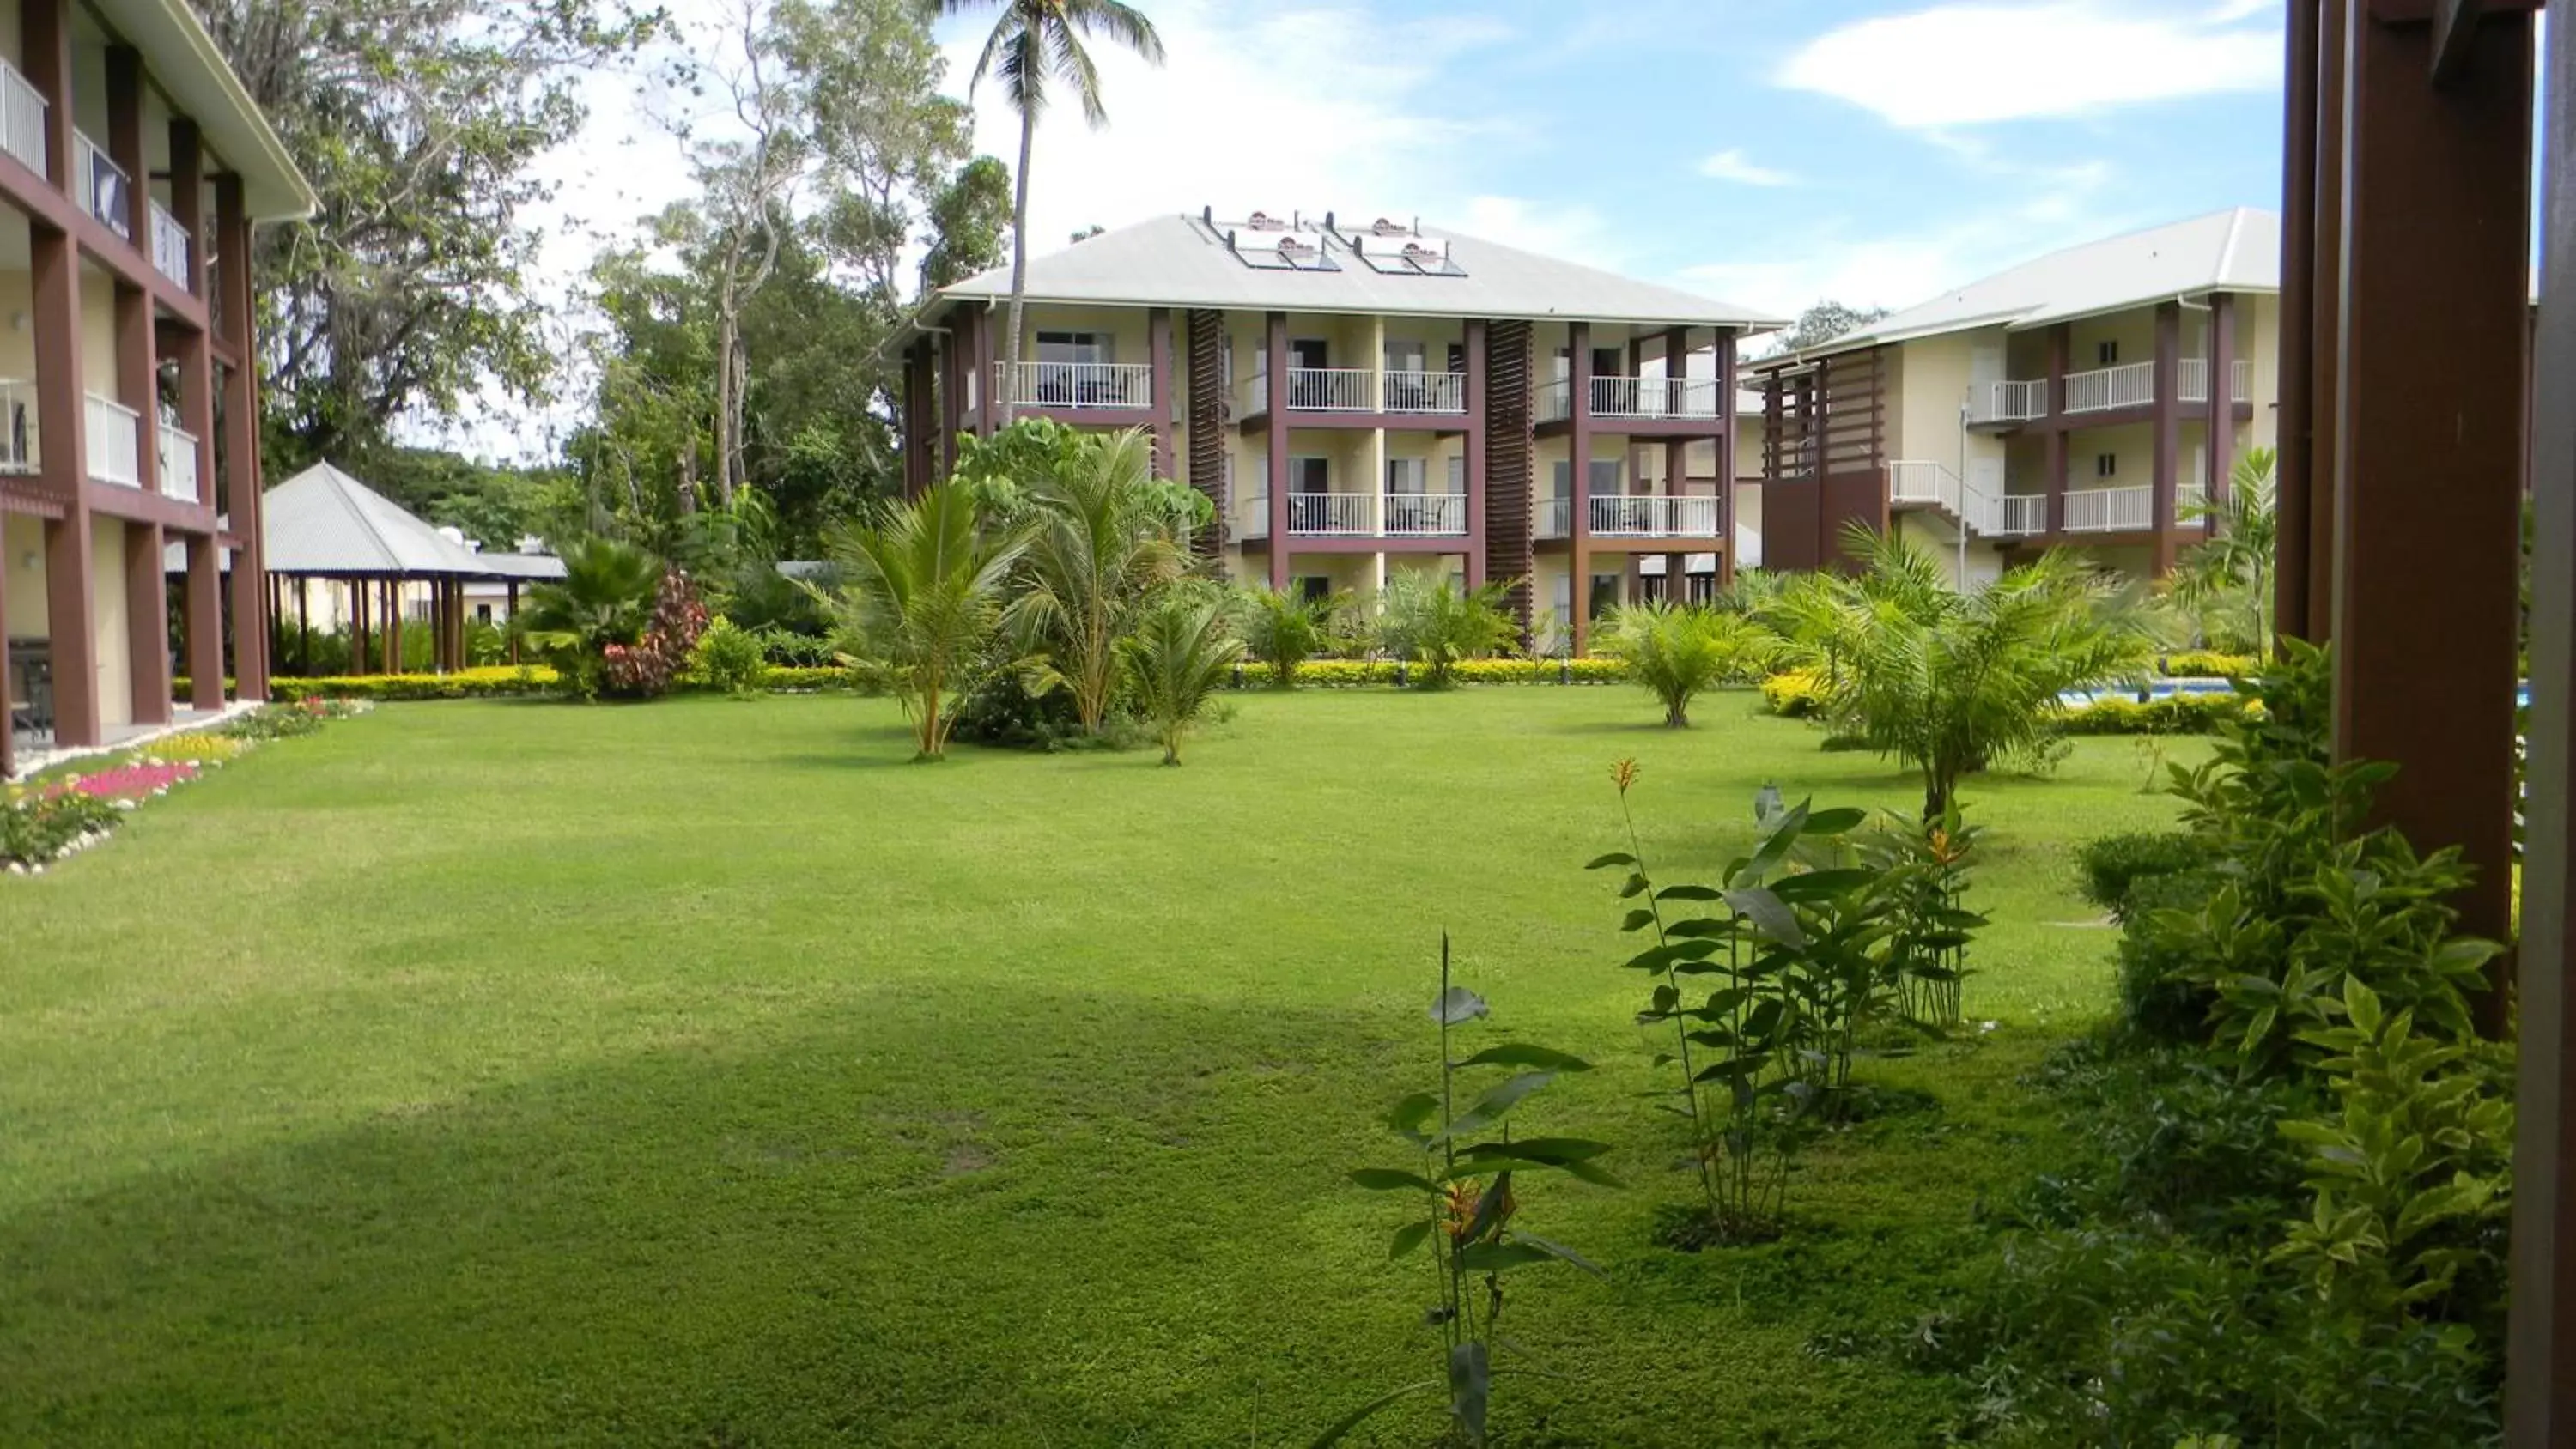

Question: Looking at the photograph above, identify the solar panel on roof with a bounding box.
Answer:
[1328,223,1467,278]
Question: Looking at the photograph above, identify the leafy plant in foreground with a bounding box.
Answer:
[1121,591,1242,765]
[812,482,1030,761]
[1234,584,1342,689]
[1595,600,1776,726]
[1320,935,1612,1447]
[1377,574,1519,688]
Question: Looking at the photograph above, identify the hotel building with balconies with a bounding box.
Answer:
[1746,209,2280,586]
[891,209,1782,653]
[0,0,312,777]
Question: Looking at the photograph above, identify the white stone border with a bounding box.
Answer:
[6,698,265,782]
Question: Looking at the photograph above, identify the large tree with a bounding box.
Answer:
[1778,300,1892,353]
[927,0,1163,419]
[195,0,662,470]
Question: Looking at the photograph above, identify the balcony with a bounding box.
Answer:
[1968,379,2046,424]
[1971,359,2257,422]
[1995,494,2047,536]
[1243,368,1469,417]
[157,421,199,503]
[72,131,130,239]
[1383,492,1467,536]
[1534,376,1725,425]
[149,203,191,288]
[2178,359,2257,403]
[1383,370,1466,415]
[0,61,46,179]
[1534,494,1722,538]
[995,360,1151,411]
[1235,492,1470,540]
[84,393,140,487]
[2063,361,2154,414]
[0,379,36,473]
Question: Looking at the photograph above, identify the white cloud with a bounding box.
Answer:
[1698,148,1797,187]
[1779,2,2281,128]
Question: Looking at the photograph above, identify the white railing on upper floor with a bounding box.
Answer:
[1237,493,1269,540]
[1995,494,2048,536]
[1383,492,1467,536]
[0,61,46,179]
[2063,361,2155,414]
[2063,483,2154,533]
[2177,482,2208,525]
[157,421,199,503]
[149,202,191,288]
[1590,494,1722,537]
[996,360,1151,410]
[84,392,140,487]
[2175,359,2260,404]
[1281,367,1376,413]
[1968,379,2047,424]
[1589,375,1723,421]
[0,379,36,473]
[1382,370,1466,415]
[72,130,129,239]
[1537,497,1571,537]
[1286,491,1374,534]
[1534,379,1573,424]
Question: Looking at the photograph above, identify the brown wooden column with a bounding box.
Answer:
[32,214,95,744]
[971,306,996,438]
[1662,325,1691,570]
[105,45,146,242]
[1484,320,1534,631]
[185,534,222,706]
[169,118,206,298]
[1569,322,1595,655]
[1463,318,1488,588]
[2510,0,2576,1422]
[2150,300,2183,573]
[1265,311,1291,591]
[506,579,520,662]
[124,520,167,724]
[936,329,959,482]
[1716,326,1740,587]
[0,532,11,777]
[387,580,404,672]
[2276,1,2322,641]
[2326,0,2531,1032]
[1147,306,1174,481]
[21,0,70,185]
[216,176,268,700]
[2044,323,2071,534]
[116,281,159,499]
[2208,292,2239,503]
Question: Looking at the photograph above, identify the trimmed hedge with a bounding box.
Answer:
[2075,830,2209,912]
[2159,650,2258,679]
[1760,666,1826,718]
[2054,692,2251,736]
[1227,657,1628,688]
[179,664,861,701]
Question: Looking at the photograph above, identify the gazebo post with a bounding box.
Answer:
[507,579,519,664]
[295,579,308,676]
[349,577,365,677]
[387,579,402,674]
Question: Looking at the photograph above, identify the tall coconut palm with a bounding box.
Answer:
[1004,427,1194,733]
[817,482,1030,760]
[2172,446,2280,655]
[931,0,1165,421]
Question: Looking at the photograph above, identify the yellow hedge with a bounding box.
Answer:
[1760,666,1828,718]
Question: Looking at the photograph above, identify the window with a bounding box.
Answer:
[1036,330,1112,365]
[1588,458,1623,498]
[1299,576,1333,604]
[2096,340,2119,367]
[2095,452,2118,478]
[1386,458,1426,495]
[1383,340,1425,373]
[474,604,493,623]
[1446,343,1467,375]
[1290,457,1329,494]
[1447,455,1466,494]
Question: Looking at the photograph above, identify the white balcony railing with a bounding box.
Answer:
[1968,379,2047,424]
[1590,494,1723,537]
[1382,370,1467,415]
[1887,458,1962,510]
[1383,492,1467,536]
[149,202,191,288]
[1589,375,1723,421]
[157,421,200,503]
[2063,361,2156,414]
[0,60,46,179]
[996,360,1150,410]
[1238,494,1270,540]
[72,130,130,239]
[2063,483,2154,533]
[84,392,141,488]
[1534,379,1572,424]
[1285,492,1375,535]
[1537,497,1571,538]
[1282,367,1376,413]
[1994,494,2048,536]
[2176,359,2258,404]
[2177,482,2209,526]
[0,379,36,473]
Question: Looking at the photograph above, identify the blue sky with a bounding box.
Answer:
[498,0,2287,458]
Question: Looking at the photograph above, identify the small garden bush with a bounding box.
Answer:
[1759,665,1826,717]
[2073,830,2207,912]
[690,618,770,699]
[2054,692,2249,736]
[1227,657,1628,688]
[0,789,121,870]
[2160,650,2257,679]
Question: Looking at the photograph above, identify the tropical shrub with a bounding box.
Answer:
[812,482,1030,761]
[1322,937,1611,1447]
[2055,691,2248,735]
[1595,600,1776,726]
[1120,591,1242,766]
[2074,830,2206,912]
[1224,657,1628,688]
[596,567,708,699]
[0,789,120,870]
[746,624,838,668]
[690,617,770,699]
[1231,585,1340,688]
[2162,650,2259,679]
[1759,665,1827,717]
[2170,448,2280,656]
[1377,574,1519,688]
[518,537,664,700]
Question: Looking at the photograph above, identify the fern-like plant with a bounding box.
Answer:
[1121,592,1242,765]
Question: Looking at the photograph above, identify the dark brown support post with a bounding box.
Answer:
[2328,0,2530,1033]
[972,306,996,438]
[506,579,520,663]
[1716,327,1740,587]
[117,281,159,500]
[187,537,223,706]
[1663,324,1691,567]
[2208,292,2239,503]
[1265,311,1290,591]
[0,534,11,777]
[169,119,205,298]
[294,573,310,678]
[2150,300,2183,573]
[21,0,70,187]
[1569,322,1595,655]
[387,580,403,673]
[1484,321,1535,632]
[1147,307,1175,481]
[2306,0,2350,642]
[32,209,94,743]
[2044,323,2071,535]
[216,177,268,700]
[2277,0,2321,641]
[2509,0,2576,1422]
[1464,318,1488,587]
[899,342,921,496]
[106,46,145,242]
[125,521,167,724]
[937,328,959,482]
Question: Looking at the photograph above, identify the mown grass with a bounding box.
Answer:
[0,687,2196,1445]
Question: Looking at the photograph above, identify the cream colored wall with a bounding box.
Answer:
[2243,293,2281,451]
[1383,431,1465,494]
[1010,303,1154,369]
[88,517,129,726]
[1732,420,1764,481]
[0,269,33,379]
[1889,333,1972,461]
[2064,421,2154,495]
[80,263,117,398]
[2068,309,2156,372]
[70,32,107,140]
[3,512,41,635]
[0,1,21,75]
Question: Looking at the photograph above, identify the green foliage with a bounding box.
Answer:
[1759,665,1826,717]
[2169,449,2280,657]
[1226,656,1629,688]
[1596,601,1777,727]
[812,482,1029,759]
[2073,830,2207,912]
[1232,585,1342,688]
[2161,650,2259,679]
[0,789,121,870]
[1377,574,1520,688]
[2053,691,2249,736]
[1119,591,1242,765]
[1321,937,1609,1448]
[692,619,773,699]
[919,155,1012,292]
[1777,300,1891,352]
[518,538,666,700]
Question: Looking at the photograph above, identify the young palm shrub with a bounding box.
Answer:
[1597,601,1778,726]
[815,482,1029,761]
[1005,427,1200,735]
[1804,523,2152,818]
[2171,446,2280,655]
[1120,591,1242,765]
[1378,573,1519,688]
[1233,584,1340,688]
[519,537,665,700]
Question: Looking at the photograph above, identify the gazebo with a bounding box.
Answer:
[172,460,564,675]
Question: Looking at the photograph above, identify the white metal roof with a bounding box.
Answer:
[257,461,493,576]
[933,212,1788,332]
[96,0,315,221]
[1771,209,2281,365]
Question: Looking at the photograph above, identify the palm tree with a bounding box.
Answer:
[817,482,1030,760]
[1234,584,1341,688]
[1122,593,1242,765]
[1004,427,1194,733]
[518,537,665,699]
[1377,574,1520,688]
[1598,601,1778,727]
[2172,446,2280,655]
[931,0,1165,420]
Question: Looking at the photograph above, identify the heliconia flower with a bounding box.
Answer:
[1610,758,1642,795]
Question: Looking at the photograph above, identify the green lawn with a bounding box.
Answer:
[0,688,2193,1445]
